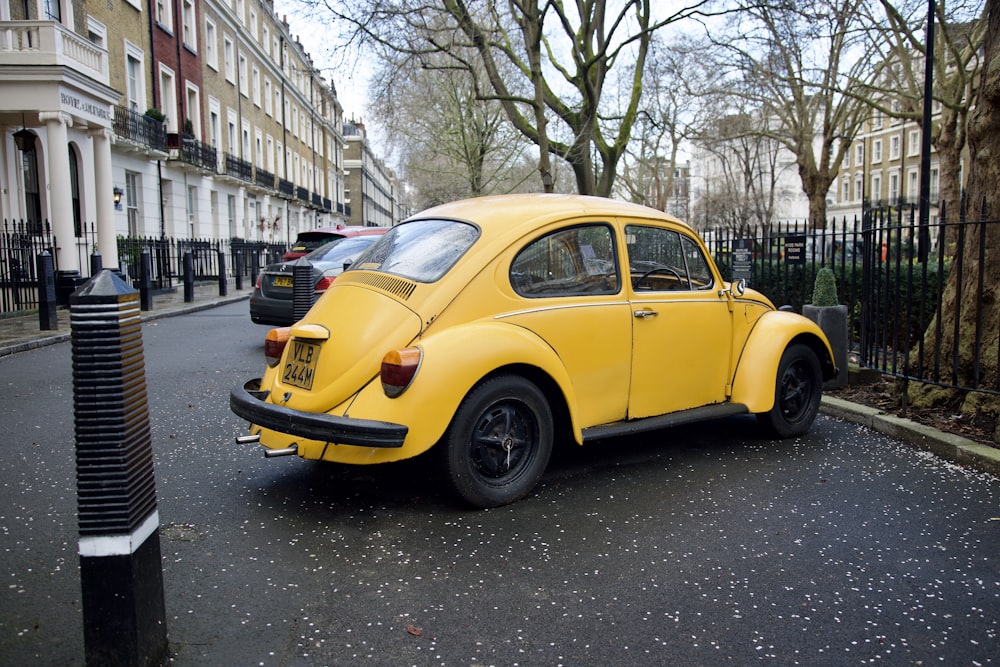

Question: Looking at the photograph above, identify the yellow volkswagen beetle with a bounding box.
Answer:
[232,194,836,507]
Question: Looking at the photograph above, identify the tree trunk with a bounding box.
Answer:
[910,0,1000,437]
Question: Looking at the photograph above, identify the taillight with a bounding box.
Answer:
[380,347,422,398]
[264,327,291,367]
[254,274,262,289]
[314,275,336,293]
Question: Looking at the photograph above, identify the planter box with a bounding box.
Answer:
[803,304,849,389]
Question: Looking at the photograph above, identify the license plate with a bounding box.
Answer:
[282,340,319,390]
[272,275,293,288]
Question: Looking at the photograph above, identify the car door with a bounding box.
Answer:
[624,223,734,419]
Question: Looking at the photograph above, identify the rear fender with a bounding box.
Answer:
[730,311,837,413]
[346,320,581,452]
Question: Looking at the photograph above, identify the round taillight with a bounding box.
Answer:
[380,347,422,398]
[314,275,336,293]
[264,327,291,367]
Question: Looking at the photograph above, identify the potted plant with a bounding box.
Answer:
[803,267,848,389]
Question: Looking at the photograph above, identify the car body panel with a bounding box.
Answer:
[234,193,837,474]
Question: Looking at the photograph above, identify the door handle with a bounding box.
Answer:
[633,309,658,318]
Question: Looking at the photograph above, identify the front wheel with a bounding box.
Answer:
[757,343,823,438]
[442,375,553,508]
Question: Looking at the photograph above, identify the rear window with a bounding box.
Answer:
[291,232,342,252]
[350,219,479,283]
[306,236,379,264]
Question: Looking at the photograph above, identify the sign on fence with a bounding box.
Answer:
[784,235,806,265]
[732,238,753,285]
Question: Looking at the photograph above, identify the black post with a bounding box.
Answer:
[234,250,244,291]
[36,251,57,331]
[183,251,194,303]
[90,251,103,276]
[70,271,168,667]
[292,258,314,321]
[217,249,228,296]
[139,249,153,311]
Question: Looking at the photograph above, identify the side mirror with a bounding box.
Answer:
[732,278,746,297]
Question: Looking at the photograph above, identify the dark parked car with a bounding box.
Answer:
[281,225,386,261]
[250,230,387,325]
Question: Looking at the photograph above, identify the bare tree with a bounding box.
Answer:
[704,0,879,227]
[908,0,1000,435]
[368,52,535,208]
[858,0,986,223]
[615,36,697,213]
[319,0,724,196]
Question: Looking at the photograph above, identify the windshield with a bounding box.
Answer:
[305,235,380,265]
[350,218,479,282]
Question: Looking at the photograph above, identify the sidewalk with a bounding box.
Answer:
[0,279,253,359]
[1,281,998,478]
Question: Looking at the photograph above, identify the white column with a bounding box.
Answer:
[40,112,77,272]
[89,128,118,268]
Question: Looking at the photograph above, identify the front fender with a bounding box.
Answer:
[346,320,581,452]
[730,311,836,413]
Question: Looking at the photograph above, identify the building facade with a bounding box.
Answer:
[1,0,400,281]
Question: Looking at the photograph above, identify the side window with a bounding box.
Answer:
[511,224,618,297]
[625,225,715,291]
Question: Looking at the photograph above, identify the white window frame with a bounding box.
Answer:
[890,135,900,161]
[264,77,272,116]
[223,36,235,84]
[252,65,261,107]
[205,19,218,71]
[124,41,145,112]
[155,0,174,32]
[872,139,883,163]
[182,0,197,51]
[238,52,248,97]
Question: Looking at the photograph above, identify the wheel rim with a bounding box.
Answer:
[469,400,539,484]
[778,360,814,424]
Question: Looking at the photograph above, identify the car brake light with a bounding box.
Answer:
[264,327,291,367]
[254,274,262,289]
[381,347,422,398]
[314,275,336,293]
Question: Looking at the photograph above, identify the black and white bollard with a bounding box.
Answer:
[36,251,57,331]
[217,249,228,297]
[183,250,194,303]
[292,257,314,322]
[71,270,168,666]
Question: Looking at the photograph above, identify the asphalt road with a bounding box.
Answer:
[0,301,998,666]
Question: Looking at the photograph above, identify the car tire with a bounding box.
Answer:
[757,343,823,439]
[442,374,553,508]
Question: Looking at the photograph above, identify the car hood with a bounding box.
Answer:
[271,281,423,413]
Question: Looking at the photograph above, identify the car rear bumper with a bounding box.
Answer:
[230,380,408,448]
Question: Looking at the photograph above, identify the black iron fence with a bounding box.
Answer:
[5,204,999,399]
[702,197,997,396]
[1,225,284,315]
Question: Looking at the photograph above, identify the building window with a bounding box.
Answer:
[185,83,201,139]
[264,78,272,116]
[125,43,144,111]
[159,65,177,132]
[205,20,218,70]
[126,171,140,237]
[252,65,261,107]
[890,135,900,160]
[224,36,235,83]
[872,139,882,163]
[855,144,864,166]
[889,172,899,204]
[841,178,849,203]
[238,53,248,97]
[262,25,270,53]
[249,9,258,40]
[155,0,173,32]
[908,130,920,157]
[854,175,862,202]
[182,0,197,50]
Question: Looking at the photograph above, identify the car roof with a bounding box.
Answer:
[407,194,690,237]
[297,226,389,238]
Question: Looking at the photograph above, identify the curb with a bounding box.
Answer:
[821,395,1000,477]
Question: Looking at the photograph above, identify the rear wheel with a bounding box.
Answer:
[442,375,553,508]
[757,343,823,438]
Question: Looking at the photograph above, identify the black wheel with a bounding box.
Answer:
[636,266,683,289]
[757,343,823,438]
[442,375,553,508]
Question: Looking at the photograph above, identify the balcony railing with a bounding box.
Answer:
[296,186,309,203]
[323,197,332,212]
[113,105,167,152]
[224,153,253,183]
[311,192,323,207]
[0,20,109,85]
[255,167,275,190]
[178,136,217,172]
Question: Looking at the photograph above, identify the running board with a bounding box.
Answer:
[581,403,749,443]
